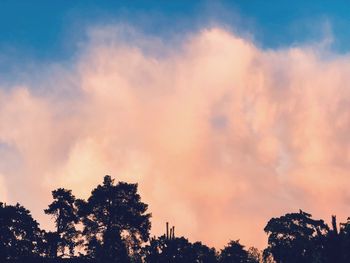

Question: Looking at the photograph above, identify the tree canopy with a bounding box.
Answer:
[1,176,350,262]
[0,202,42,261]
[264,210,329,263]
[77,175,151,262]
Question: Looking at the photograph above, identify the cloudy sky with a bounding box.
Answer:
[1,1,350,249]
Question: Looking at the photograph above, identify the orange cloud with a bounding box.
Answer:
[1,27,350,249]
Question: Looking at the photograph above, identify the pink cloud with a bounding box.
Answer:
[1,27,350,249]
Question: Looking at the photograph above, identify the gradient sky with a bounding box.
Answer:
[2,1,350,249]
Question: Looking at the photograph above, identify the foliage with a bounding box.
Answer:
[144,235,217,262]
[218,240,249,263]
[77,175,151,262]
[0,202,42,260]
[264,210,329,263]
[2,176,350,262]
[45,188,80,257]
[247,247,261,263]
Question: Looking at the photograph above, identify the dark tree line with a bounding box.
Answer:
[1,175,350,262]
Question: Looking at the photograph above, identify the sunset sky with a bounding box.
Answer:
[2,1,350,249]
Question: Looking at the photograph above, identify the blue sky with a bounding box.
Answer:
[1,0,350,64]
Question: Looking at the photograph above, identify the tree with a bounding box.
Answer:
[45,188,80,258]
[327,216,350,263]
[192,241,218,263]
[144,235,217,263]
[78,175,151,262]
[264,210,329,263]
[145,235,194,262]
[247,247,262,263]
[322,215,342,263]
[218,240,249,263]
[41,231,60,259]
[0,202,42,260]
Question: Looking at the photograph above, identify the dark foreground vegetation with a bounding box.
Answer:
[1,175,350,263]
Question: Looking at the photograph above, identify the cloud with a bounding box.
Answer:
[1,26,350,249]
[0,173,8,201]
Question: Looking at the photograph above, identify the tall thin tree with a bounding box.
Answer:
[45,188,80,258]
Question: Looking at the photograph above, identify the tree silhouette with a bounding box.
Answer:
[77,175,151,263]
[5,175,350,262]
[0,202,42,261]
[45,188,80,258]
[324,216,350,263]
[247,247,262,263]
[144,235,217,263]
[264,210,329,263]
[218,240,249,263]
[339,217,350,261]
[41,231,60,259]
[192,241,218,263]
[321,215,342,263]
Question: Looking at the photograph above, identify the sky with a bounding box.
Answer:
[1,1,350,249]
